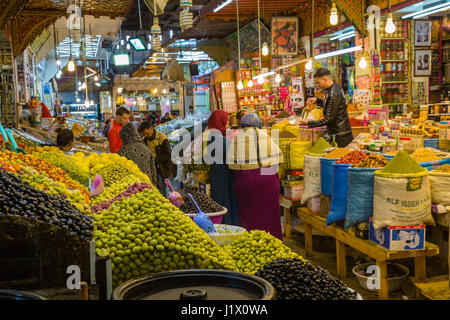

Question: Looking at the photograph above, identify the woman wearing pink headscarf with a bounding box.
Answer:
[205,110,239,226]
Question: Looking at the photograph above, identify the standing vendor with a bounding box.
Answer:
[299,68,353,147]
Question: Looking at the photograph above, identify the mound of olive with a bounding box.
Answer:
[93,188,237,288]
[223,230,302,274]
[179,192,223,214]
[256,258,358,300]
[0,170,93,240]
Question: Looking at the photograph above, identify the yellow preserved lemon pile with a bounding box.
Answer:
[411,148,442,163]
[33,150,90,187]
[224,230,304,274]
[93,187,237,288]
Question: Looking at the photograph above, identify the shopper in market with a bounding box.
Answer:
[55,128,75,154]
[205,110,239,226]
[19,103,32,125]
[230,109,248,129]
[299,68,353,147]
[227,113,283,239]
[138,120,176,196]
[108,106,130,153]
[118,122,157,186]
[102,119,111,137]
[160,112,171,124]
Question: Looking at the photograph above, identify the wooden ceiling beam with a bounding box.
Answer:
[0,0,28,30]
[19,10,67,16]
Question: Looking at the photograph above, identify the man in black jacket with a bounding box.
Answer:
[300,68,353,147]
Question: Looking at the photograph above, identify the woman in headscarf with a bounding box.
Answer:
[118,122,157,186]
[205,110,239,226]
[227,113,283,239]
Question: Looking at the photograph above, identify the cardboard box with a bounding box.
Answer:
[285,170,304,176]
[282,180,304,187]
[307,196,320,214]
[369,218,425,251]
[284,186,304,201]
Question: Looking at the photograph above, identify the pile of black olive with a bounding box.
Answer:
[0,170,93,241]
[255,258,358,300]
[179,192,224,214]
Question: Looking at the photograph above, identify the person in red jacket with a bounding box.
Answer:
[108,106,130,153]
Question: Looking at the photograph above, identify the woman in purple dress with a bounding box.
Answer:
[227,113,283,239]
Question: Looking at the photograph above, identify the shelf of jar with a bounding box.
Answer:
[380,81,409,84]
[381,59,407,62]
[380,37,407,40]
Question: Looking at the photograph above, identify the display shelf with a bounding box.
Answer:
[380,59,407,62]
[380,81,408,84]
[380,37,407,40]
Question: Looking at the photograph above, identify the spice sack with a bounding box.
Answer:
[428,171,450,206]
[301,153,323,204]
[373,172,434,229]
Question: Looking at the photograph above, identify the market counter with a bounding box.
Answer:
[297,207,439,300]
[351,126,369,138]
[19,125,109,153]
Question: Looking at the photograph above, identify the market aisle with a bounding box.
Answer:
[282,231,417,300]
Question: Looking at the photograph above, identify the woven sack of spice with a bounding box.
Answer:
[301,138,332,204]
[284,141,313,170]
[428,164,450,207]
[344,167,378,229]
[372,151,435,229]
[277,137,301,178]
[301,153,323,204]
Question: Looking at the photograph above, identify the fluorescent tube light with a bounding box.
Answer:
[412,4,450,19]
[401,2,450,19]
[129,37,146,51]
[214,0,232,12]
[252,71,275,79]
[338,32,355,41]
[113,53,130,66]
[330,31,355,41]
[315,46,362,60]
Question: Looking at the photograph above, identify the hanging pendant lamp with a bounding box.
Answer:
[236,0,244,91]
[180,0,193,30]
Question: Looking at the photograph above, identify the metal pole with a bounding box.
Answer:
[138,0,143,30]
[236,0,241,70]
[257,0,261,68]
[311,0,314,59]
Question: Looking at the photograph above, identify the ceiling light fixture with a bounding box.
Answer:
[385,0,395,34]
[275,73,281,83]
[412,3,450,19]
[305,59,313,70]
[330,2,338,25]
[257,75,264,84]
[213,0,232,13]
[262,42,269,56]
[330,31,355,41]
[315,46,363,59]
[359,56,367,69]
[401,2,450,19]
